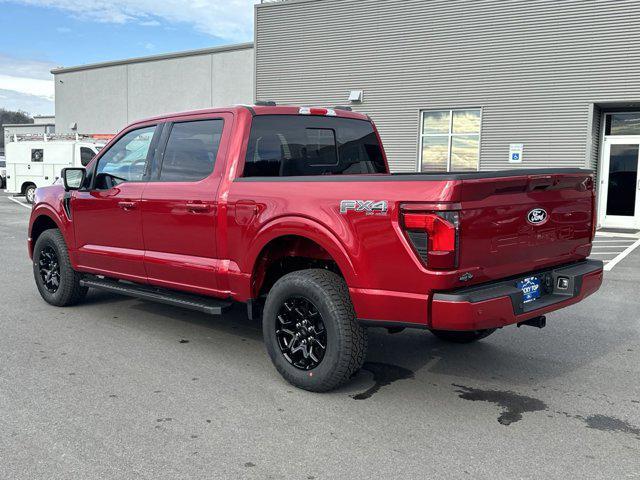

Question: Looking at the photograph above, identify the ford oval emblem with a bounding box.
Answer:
[527,208,548,225]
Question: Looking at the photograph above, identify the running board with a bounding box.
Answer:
[80,276,232,315]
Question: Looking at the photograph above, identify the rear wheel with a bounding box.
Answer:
[430,328,496,344]
[24,184,36,204]
[33,229,88,306]
[262,269,367,392]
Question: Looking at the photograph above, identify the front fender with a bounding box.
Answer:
[29,188,74,260]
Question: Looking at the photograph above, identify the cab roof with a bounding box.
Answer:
[130,104,371,127]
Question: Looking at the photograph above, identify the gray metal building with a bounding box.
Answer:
[256,0,640,230]
[52,43,254,136]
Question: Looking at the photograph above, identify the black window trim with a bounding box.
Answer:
[87,123,162,190]
[152,117,225,183]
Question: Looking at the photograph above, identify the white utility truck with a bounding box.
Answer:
[4,135,103,203]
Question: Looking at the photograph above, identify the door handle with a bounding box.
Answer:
[186,202,211,213]
[118,201,137,210]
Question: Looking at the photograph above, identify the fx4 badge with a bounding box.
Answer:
[340,200,388,216]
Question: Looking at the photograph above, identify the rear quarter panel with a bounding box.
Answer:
[225,178,462,299]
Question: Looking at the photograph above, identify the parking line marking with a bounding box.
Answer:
[604,238,640,271]
[7,197,31,210]
[595,232,640,239]
[593,240,636,243]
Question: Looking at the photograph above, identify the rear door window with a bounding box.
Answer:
[243,115,386,177]
[158,119,223,182]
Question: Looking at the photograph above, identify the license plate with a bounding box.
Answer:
[517,276,541,304]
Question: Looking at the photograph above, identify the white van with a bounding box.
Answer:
[5,138,102,203]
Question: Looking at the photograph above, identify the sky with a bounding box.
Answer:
[0,0,258,116]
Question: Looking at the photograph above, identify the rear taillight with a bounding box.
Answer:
[401,210,459,269]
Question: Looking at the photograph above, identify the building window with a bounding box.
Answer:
[419,109,481,172]
[604,113,640,136]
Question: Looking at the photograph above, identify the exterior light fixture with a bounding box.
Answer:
[348,90,363,103]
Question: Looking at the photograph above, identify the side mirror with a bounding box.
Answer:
[62,168,86,191]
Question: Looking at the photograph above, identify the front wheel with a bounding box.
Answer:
[33,229,88,306]
[24,184,36,204]
[430,328,497,344]
[262,269,367,392]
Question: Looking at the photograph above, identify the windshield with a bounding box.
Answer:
[243,115,386,177]
[0,160,5,167]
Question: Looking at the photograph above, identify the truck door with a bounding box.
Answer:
[140,115,231,296]
[72,124,160,282]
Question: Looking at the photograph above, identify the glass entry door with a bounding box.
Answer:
[600,137,640,229]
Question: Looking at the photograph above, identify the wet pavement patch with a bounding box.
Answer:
[582,414,640,440]
[352,362,414,400]
[454,384,547,425]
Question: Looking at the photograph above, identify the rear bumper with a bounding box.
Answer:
[353,259,603,330]
[430,260,603,331]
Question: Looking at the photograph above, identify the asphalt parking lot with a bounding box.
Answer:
[1,193,639,480]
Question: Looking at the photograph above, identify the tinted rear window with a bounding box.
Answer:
[243,115,386,177]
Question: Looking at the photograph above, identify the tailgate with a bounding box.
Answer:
[458,171,595,280]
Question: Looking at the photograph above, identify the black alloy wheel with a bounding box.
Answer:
[275,297,327,370]
[38,245,61,293]
[32,229,88,307]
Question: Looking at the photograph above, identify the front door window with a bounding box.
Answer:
[94,126,156,188]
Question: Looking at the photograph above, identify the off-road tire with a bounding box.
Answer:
[263,269,367,392]
[33,229,88,306]
[430,328,497,344]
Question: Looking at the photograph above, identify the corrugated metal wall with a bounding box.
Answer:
[588,105,602,171]
[256,0,640,172]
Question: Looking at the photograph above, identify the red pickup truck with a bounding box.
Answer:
[28,105,603,391]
